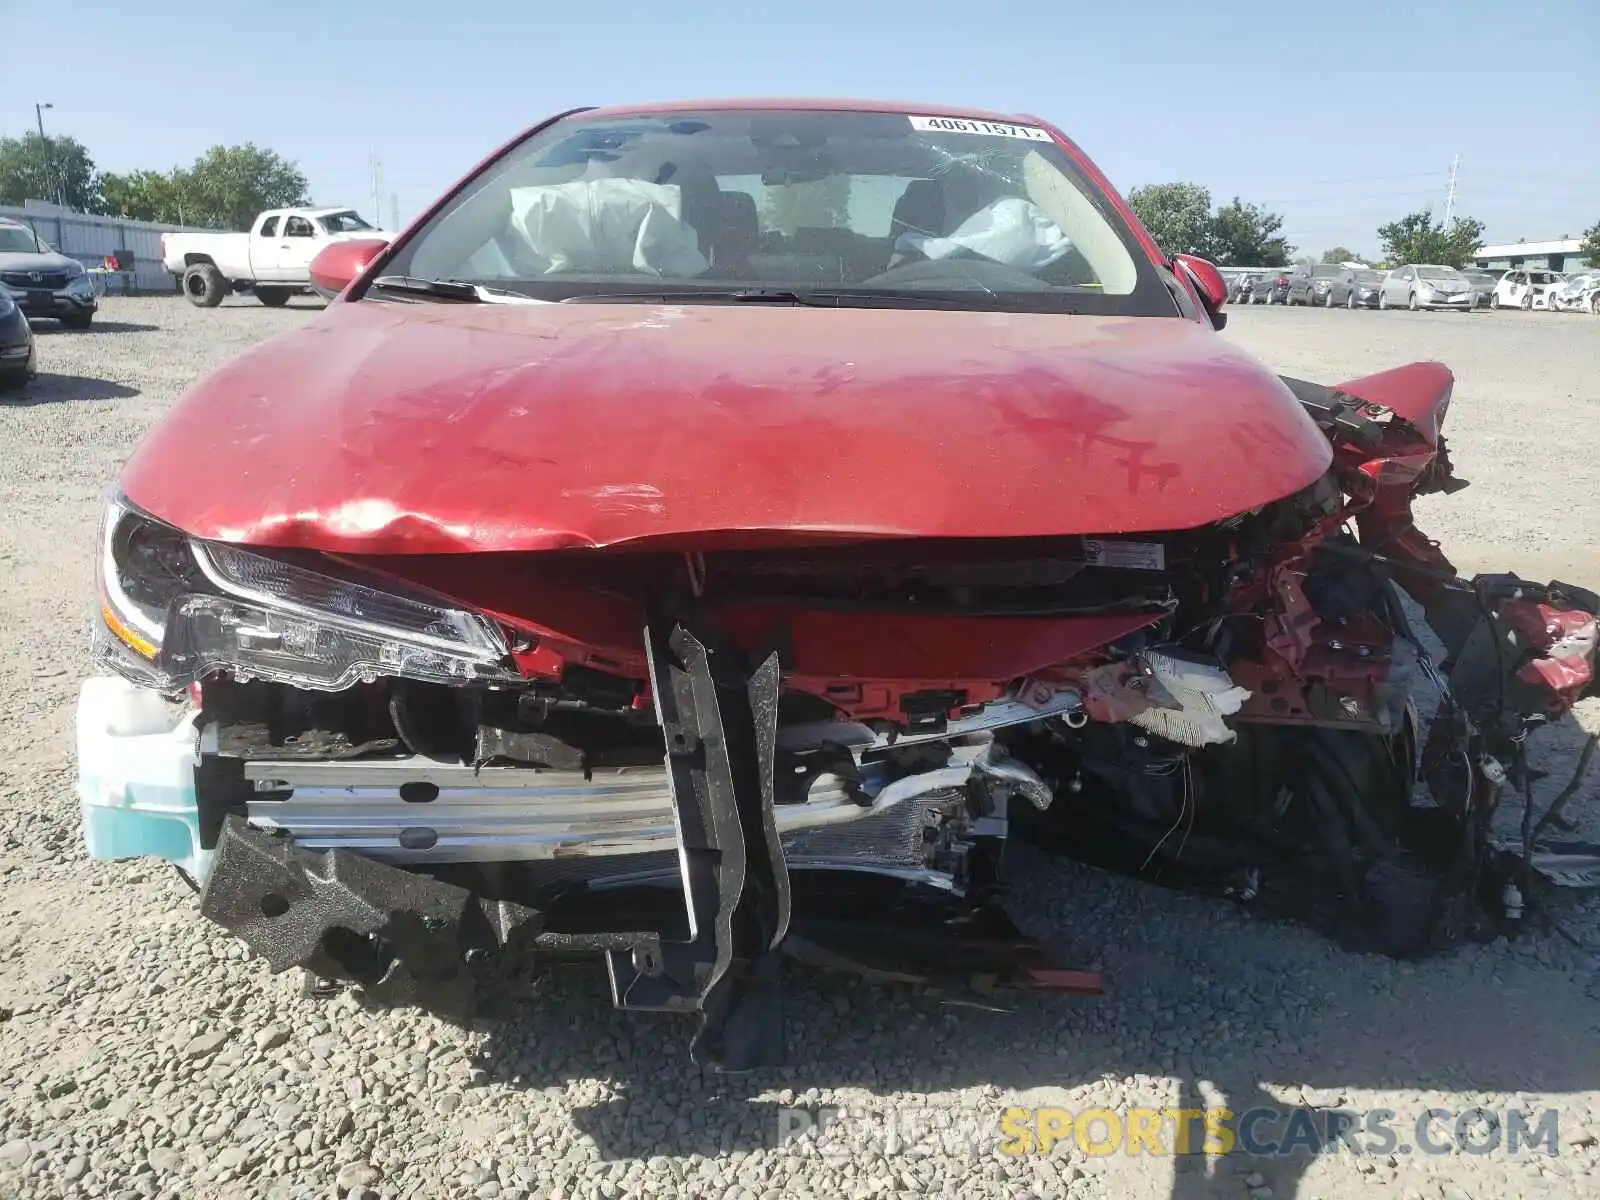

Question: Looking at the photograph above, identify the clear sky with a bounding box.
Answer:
[4,0,1594,256]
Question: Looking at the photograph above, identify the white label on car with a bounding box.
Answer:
[1083,539,1166,571]
[907,115,1052,141]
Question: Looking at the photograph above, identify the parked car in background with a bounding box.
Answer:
[1229,273,1258,304]
[1489,268,1563,311]
[160,207,393,308]
[1330,267,1383,308]
[1377,265,1473,311]
[1546,268,1600,314]
[0,287,38,390]
[1286,263,1343,306]
[0,217,98,329]
[1457,269,1498,308]
[1252,269,1291,304]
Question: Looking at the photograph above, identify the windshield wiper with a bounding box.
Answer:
[368,276,545,305]
[562,287,972,310]
[370,275,482,302]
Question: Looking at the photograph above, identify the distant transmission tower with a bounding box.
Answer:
[390,192,400,232]
[369,154,383,227]
[1443,155,1461,224]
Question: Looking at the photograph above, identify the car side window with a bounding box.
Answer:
[259,216,280,238]
[284,217,315,239]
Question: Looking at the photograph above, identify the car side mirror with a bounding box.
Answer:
[1173,253,1228,330]
[309,238,389,300]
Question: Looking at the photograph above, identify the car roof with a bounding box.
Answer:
[581,97,1039,124]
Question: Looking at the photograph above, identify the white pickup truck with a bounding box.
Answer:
[160,207,392,307]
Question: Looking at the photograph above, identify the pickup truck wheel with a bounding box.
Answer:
[182,263,227,308]
[255,287,290,308]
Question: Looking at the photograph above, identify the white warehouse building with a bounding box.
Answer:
[1471,237,1590,274]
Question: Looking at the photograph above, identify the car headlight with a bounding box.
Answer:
[0,289,14,317]
[95,494,516,693]
[63,261,86,279]
[67,274,95,295]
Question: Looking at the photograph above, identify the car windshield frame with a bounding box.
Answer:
[0,224,45,254]
[370,107,1178,317]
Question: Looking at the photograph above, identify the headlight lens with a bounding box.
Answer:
[98,498,201,660]
[94,494,515,692]
[0,290,14,317]
[63,260,86,279]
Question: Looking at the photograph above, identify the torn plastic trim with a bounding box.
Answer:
[601,623,791,1071]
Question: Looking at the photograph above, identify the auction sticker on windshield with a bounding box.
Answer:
[908,115,1053,141]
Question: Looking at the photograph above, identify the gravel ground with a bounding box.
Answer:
[1,297,1597,1200]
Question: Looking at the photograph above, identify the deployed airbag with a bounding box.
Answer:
[508,179,710,277]
[894,196,1072,271]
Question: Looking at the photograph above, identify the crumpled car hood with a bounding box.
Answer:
[120,300,1334,553]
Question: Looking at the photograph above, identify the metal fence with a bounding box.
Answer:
[0,200,223,293]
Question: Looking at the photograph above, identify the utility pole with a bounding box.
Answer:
[35,102,63,207]
[1443,154,1461,226]
[369,154,382,228]
[389,192,400,232]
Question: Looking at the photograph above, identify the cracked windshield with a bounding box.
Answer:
[392,110,1153,310]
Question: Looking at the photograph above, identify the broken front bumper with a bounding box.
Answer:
[76,626,1062,1069]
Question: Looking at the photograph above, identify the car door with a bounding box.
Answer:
[275,215,323,284]
[1333,270,1352,304]
[1383,268,1406,305]
[1503,270,1526,305]
[252,214,284,280]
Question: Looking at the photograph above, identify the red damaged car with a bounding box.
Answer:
[79,100,1597,1067]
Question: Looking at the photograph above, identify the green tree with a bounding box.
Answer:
[177,144,311,230]
[1208,197,1291,267]
[97,170,185,224]
[1376,209,1486,268]
[1321,246,1360,264]
[0,132,100,210]
[1126,182,1215,258]
[1577,221,1600,267]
